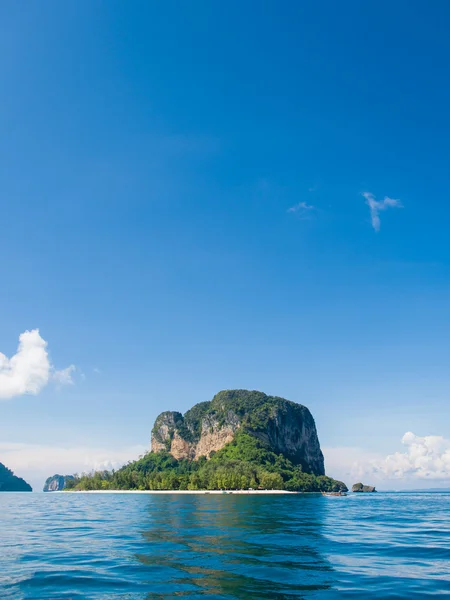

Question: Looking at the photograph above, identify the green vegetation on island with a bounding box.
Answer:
[0,462,32,492]
[352,482,376,493]
[66,430,347,492]
[151,390,326,475]
[63,390,347,493]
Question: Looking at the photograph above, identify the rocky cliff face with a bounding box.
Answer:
[43,474,75,492]
[352,482,376,493]
[255,401,324,475]
[151,390,325,475]
[152,409,240,460]
[151,411,184,454]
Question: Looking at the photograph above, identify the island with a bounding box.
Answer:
[43,474,75,492]
[352,482,376,493]
[0,462,32,492]
[66,390,348,493]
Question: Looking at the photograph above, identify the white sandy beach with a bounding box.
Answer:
[65,489,298,494]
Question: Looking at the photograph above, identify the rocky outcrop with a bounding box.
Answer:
[151,411,184,454]
[152,409,239,460]
[0,462,32,492]
[253,402,324,475]
[43,474,75,492]
[151,389,325,475]
[352,482,376,493]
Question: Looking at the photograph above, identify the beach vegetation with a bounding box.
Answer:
[65,431,347,492]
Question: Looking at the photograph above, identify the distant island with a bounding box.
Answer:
[352,482,376,493]
[0,462,32,492]
[44,474,75,492]
[66,390,348,493]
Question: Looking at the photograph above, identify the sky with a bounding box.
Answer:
[1,0,450,491]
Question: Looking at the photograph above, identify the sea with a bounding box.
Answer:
[1,491,449,599]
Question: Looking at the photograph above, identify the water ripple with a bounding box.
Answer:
[0,492,449,598]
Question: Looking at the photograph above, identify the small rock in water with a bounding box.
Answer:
[352,482,376,493]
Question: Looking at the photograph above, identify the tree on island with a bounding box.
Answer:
[66,432,347,493]
[0,463,32,492]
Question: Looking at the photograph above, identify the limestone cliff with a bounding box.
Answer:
[352,482,376,493]
[151,390,325,475]
[43,474,75,492]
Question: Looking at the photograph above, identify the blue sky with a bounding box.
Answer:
[1,1,450,489]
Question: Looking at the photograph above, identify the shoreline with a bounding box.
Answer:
[63,489,299,495]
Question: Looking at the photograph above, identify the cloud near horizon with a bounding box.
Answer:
[0,329,75,400]
[324,432,450,488]
[3,433,449,492]
[363,192,403,232]
[370,432,450,480]
[0,442,148,491]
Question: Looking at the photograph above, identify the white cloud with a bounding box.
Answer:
[0,329,74,400]
[325,432,450,490]
[53,365,76,386]
[370,432,450,480]
[0,442,148,491]
[363,192,403,232]
[287,201,315,218]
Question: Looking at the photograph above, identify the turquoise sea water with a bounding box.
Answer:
[1,492,449,599]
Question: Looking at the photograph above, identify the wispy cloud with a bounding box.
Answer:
[0,329,75,400]
[287,201,315,219]
[53,365,76,386]
[363,192,403,232]
[323,446,382,485]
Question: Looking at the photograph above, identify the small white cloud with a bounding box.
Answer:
[53,365,76,386]
[93,367,101,374]
[363,192,403,232]
[0,329,75,400]
[287,201,315,218]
